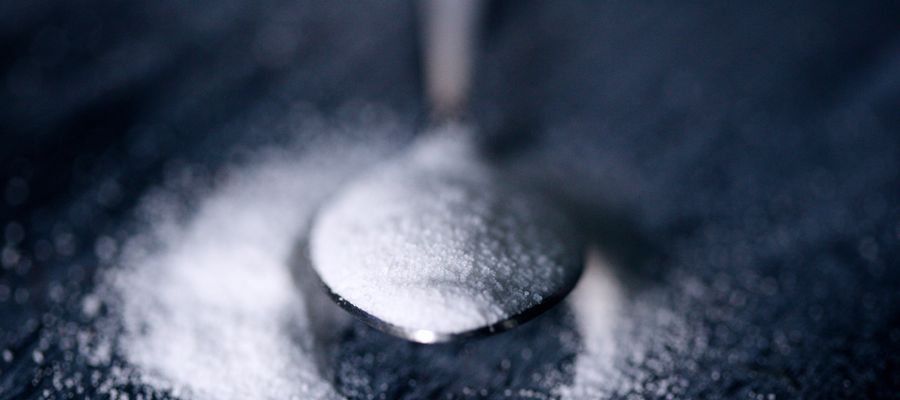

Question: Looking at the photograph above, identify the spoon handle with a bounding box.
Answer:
[419,0,483,122]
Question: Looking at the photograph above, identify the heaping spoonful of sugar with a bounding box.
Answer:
[306,0,584,343]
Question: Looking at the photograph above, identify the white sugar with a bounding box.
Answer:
[108,137,396,400]
[92,123,632,398]
[310,127,583,335]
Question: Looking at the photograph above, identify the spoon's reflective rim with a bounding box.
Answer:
[303,239,586,344]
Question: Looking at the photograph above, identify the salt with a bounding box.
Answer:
[310,128,583,335]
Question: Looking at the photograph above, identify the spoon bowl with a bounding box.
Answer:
[307,127,584,343]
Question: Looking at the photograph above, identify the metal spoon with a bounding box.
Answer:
[304,0,584,343]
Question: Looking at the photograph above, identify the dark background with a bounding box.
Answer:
[1,0,899,398]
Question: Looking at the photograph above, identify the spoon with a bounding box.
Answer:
[305,0,584,343]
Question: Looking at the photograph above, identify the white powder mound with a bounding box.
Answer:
[310,126,583,335]
[110,139,395,400]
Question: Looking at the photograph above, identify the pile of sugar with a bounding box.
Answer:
[310,130,583,335]
[93,129,633,398]
[108,140,395,400]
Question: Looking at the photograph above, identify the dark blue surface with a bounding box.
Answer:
[1,1,899,398]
